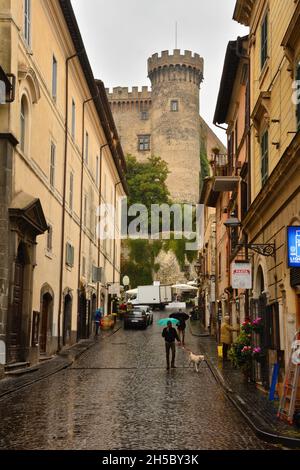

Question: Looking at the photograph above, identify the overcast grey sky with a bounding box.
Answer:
[71,0,248,144]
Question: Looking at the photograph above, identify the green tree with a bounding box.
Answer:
[126,155,170,209]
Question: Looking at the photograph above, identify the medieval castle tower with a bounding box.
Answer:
[107,50,225,283]
[106,49,225,205]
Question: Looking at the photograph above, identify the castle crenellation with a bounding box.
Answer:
[106,86,152,102]
[148,49,204,72]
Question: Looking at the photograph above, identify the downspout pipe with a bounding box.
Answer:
[77,94,99,341]
[113,181,122,285]
[57,52,79,353]
[97,143,109,309]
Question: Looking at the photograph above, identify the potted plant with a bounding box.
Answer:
[229,322,253,378]
[251,317,264,334]
[252,346,265,363]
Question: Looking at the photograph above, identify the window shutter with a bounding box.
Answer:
[92,266,103,283]
[66,243,74,267]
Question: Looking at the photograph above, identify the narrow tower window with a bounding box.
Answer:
[171,100,179,112]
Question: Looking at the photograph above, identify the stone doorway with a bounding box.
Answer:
[40,286,54,355]
[63,293,72,346]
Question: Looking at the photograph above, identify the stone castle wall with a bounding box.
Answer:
[107,86,152,162]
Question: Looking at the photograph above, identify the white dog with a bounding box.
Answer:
[188,352,205,372]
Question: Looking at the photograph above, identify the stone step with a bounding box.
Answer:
[39,355,54,363]
[5,363,39,377]
[4,362,30,372]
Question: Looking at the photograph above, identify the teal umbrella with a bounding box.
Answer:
[157,318,180,327]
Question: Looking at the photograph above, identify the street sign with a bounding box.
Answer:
[109,284,120,296]
[287,226,300,268]
[231,261,252,289]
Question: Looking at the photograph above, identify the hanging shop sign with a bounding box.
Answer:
[287,226,300,268]
[231,261,252,289]
[108,284,120,296]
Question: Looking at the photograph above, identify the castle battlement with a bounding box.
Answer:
[106,86,152,102]
[148,49,204,74]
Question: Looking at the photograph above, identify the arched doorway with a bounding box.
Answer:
[78,292,87,340]
[9,243,27,362]
[252,265,270,388]
[40,285,54,354]
[256,265,265,296]
[89,294,97,337]
[63,293,72,346]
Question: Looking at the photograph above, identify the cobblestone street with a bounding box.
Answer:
[0,312,278,450]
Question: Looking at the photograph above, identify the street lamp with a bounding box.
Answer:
[224,216,276,259]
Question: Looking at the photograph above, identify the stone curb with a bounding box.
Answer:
[189,323,300,449]
[0,324,122,400]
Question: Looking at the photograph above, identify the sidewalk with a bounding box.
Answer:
[0,320,122,400]
[189,320,300,449]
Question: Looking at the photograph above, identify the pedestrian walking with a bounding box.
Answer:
[162,321,181,370]
[170,309,189,345]
[94,308,102,336]
[220,315,239,360]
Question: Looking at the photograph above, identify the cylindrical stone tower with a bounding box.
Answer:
[148,49,204,204]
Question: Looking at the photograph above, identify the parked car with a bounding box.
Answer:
[133,305,153,326]
[124,308,148,329]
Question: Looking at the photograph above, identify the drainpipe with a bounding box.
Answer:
[214,123,227,132]
[57,53,79,353]
[97,144,109,309]
[77,95,99,340]
[113,181,122,285]
[236,36,251,321]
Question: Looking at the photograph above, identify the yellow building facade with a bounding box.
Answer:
[233,0,300,386]
[201,0,300,389]
[0,0,127,369]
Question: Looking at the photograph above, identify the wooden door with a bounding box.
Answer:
[40,295,49,354]
[9,260,25,362]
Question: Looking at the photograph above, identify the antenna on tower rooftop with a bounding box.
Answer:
[175,21,178,49]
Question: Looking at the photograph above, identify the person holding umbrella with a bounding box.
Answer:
[161,320,181,370]
[170,309,190,346]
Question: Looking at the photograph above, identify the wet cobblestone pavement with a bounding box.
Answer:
[0,312,278,450]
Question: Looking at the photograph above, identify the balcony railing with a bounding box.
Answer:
[210,153,233,177]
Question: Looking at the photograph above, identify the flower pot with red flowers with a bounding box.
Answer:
[251,317,264,334]
[252,347,265,363]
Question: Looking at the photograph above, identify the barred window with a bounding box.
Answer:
[138,134,150,151]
